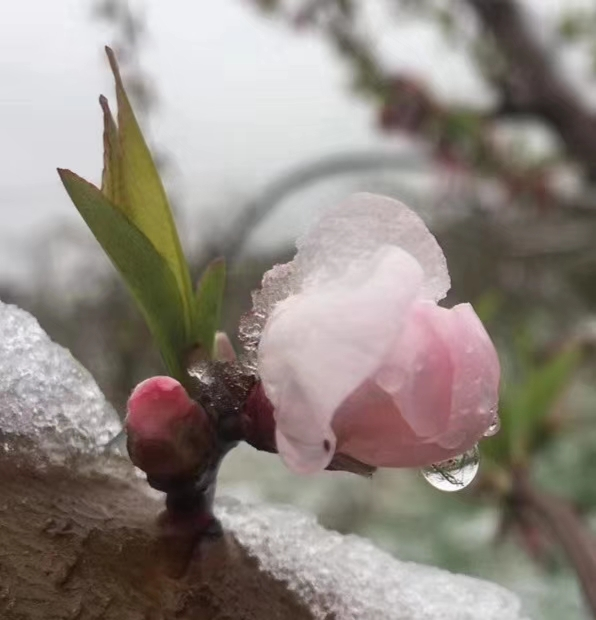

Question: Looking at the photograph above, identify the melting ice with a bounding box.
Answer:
[0,300,121,459]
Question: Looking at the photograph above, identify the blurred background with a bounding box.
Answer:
[2,0,596,618]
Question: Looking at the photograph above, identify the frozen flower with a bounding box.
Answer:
[253,193,500,474]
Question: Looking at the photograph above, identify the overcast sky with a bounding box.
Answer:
[0,0,590,279]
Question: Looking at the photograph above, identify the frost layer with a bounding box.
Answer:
[239,193,450,372]
[0,300,121,457]
[217,497,528,620]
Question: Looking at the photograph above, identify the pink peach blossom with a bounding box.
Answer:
[254,193,500,474]
[126,376,212,479]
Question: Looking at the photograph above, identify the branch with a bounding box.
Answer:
[198,151,425,264]
[0,452,314,620]
[512,471,596,617]
[197,142,596,276]
[466,0,596,178]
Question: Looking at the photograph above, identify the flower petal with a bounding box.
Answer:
[375,301,454,439]
[295,192,450,301]
[258,246,424,473]
[242,193,451,361]
[416,302,500,450]
[126,376,195,440]
[333,303,499,467]
[332,381,468,467]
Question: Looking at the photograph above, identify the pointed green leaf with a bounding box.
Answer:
[513,346,580,455]
[483,345,580,467]
[99,94,124,206]
[58,169,188,380]
[104,46,194,334]
[195,258,226,357]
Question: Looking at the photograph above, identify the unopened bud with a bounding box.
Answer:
[213,331,237,363]
[126,376,214,480]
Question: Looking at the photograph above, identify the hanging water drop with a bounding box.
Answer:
[421,445,480,492]
[483,414,501,437]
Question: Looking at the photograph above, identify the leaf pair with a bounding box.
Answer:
[59,47,225,382]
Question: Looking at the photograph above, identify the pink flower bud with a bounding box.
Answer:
[253,193,500,474]
[126,376,213,479]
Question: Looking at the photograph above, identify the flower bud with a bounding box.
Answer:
[126,376,214,480]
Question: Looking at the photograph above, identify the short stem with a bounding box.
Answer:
[154,459,227,579]
[512,470,596,618]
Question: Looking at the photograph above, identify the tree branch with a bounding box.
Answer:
[512,471,596,617]
[466,0,596,178]
[197,150,424,265]
[0,452,314,620]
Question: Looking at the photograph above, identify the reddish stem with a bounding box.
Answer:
[512,471,596,617]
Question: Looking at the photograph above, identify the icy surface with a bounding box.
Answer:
[295,193,450,300]
[239,262,298,372]
[239,193,450,370]
[0,300,121,458]
[217,497,529,620]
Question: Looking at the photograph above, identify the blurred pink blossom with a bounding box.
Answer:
[255,193,500,474]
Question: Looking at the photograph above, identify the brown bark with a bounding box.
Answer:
[0,452,313,620]
[467,0,596,178]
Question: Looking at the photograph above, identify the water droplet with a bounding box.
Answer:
[483,414,501,437]
[421,445,480,492]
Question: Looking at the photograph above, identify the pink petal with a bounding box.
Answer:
[126,376,196,441]
[332,381,467,467]
[258,246,423,474]
[332,303,499,468]
[375,301,454,438]
[245,194,451,359]
[418,302,500,450]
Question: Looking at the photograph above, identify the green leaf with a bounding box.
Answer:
[99,94,124,206]
[472,291,502,326]
[194,258,226,357]
[58,169,188,380]
[484,345,581,467]
[104,46,194,335]
[512,346,581,456]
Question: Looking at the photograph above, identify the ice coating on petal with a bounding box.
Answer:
[239,262,298,373]
[216,497,527,620]
[295,192,450,300]
[239,193,450,368]
[258,247,423,473]
[0,300,121,459]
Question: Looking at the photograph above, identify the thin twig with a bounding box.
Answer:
[513,471,596,617]
[466,0,596,178]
